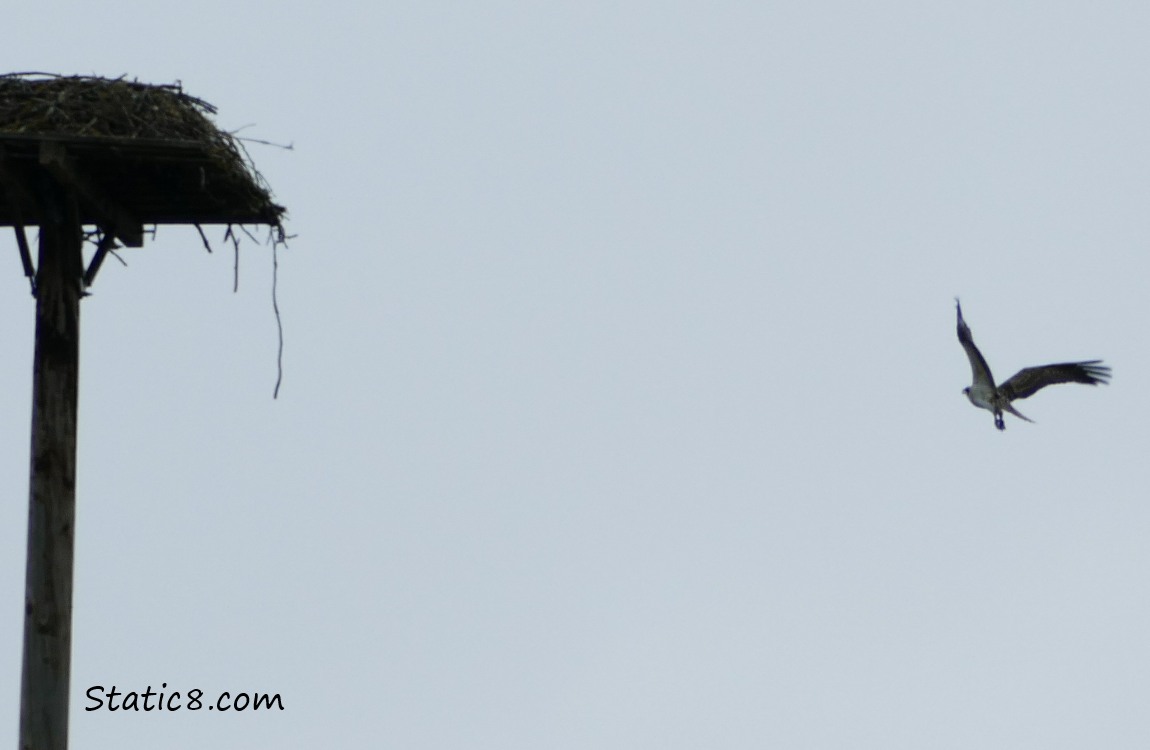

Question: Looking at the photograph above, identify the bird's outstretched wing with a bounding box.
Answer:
[998,361,1111,402]
[955,298,995,387]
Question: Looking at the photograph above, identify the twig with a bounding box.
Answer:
[227,123,294,151]
[272,241,284,399]
[237,136,294,150]
[223,225,240,292]
[194,223,213,253]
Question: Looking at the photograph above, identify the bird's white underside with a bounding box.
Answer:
[965,383,996,411]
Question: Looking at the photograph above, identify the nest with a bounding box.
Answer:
[0,72,229,141]
[0,72,285,231]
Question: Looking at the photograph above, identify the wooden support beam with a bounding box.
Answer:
[39,140,144,247]
[82,228,117,288]
[0,144,41,230]
[2,148,43,296]
[19,186,83,750]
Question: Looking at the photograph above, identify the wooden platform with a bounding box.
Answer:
[0,134,283,248]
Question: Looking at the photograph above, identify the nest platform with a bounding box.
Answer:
[0,73,284,247]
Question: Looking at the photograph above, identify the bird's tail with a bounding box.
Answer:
[1002,403,1034,423]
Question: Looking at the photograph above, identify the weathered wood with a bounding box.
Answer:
[39,141,144,247]
[19,187,83,750]
[0,144,39,218]
[14,225,35,291]
[0,133,283,230]
[0,131,208,156]
[82,228,117,288]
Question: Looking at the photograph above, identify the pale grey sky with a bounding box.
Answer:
[3,2,1150,748]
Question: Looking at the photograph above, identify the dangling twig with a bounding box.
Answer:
[223,225,240,292]
[272,241,284,399]
[194,223,213,253]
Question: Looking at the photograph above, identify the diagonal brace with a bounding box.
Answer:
[15,225,37,295]
[82,228,118,288]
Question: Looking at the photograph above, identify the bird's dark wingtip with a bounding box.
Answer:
[955,298,970,338]
[1079,361,1111,385]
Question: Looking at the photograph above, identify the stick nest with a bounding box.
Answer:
[0,72,285,229]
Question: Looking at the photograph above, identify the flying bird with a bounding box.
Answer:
[955,299,1110,430]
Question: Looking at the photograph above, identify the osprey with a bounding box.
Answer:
[956,299,1110,430]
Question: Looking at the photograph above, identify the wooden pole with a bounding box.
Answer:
[19,187,83,750]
